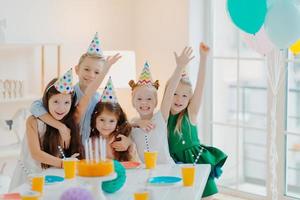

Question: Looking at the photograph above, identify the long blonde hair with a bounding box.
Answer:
[174,78,193,135]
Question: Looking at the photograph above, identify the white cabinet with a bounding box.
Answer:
[0,43,61,97]
[0,43,61,146]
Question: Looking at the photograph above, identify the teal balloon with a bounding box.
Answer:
[265,1,300,48]
[227,0,267,34]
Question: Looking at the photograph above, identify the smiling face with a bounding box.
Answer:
[48,93,72,120]
[171,81,192,114]
[132,86,157,119]
[95,109,118,138]
[75,55,105,91]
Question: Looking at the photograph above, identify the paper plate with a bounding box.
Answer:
[121,161,141,169]
[45,175,64,185]
[148,176,182,185]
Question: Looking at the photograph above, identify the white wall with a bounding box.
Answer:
[132,0,189,110]
[0,0,195,185]
[0,0,134,48]
[0,0,136,116]
[0,0,190,118]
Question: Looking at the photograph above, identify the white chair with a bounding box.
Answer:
[0,108,30,194]
[0,163,11,195]
[0,108,29,147]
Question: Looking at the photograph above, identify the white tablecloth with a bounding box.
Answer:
[14,164,210,200]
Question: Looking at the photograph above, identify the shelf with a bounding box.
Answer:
[0,43,61,48]
[0,96,39,104]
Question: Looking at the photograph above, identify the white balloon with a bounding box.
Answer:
[265,1,300,48]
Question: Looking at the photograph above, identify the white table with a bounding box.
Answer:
[14,164,210,200]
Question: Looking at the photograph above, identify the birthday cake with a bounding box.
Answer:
[77,159,114,177]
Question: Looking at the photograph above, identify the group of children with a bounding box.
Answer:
[10,33,227,199]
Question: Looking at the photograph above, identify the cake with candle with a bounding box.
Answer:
[79,135,114,177]
[77,159,114,177]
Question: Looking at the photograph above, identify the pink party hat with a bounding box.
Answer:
[54,69,73,94]
[87,32,103,56]
[100,77,118,103]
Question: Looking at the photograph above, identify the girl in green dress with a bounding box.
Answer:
[167,43,227,199]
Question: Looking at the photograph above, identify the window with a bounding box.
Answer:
[286,52,300,199]
[191,0,300,199]
[210,0,268,196]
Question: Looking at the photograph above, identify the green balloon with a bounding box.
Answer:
[101,160,126,193]
[227,0,267,34]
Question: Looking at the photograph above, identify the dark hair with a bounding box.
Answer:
[41,78,84,168]
[90,102,132,161]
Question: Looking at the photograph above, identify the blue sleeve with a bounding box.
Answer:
[30,99,48,117]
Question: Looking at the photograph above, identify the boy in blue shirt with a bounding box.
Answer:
[30,33,131,152]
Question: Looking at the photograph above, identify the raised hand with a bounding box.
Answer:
[104,53,122,70]
[187,42,210,124]
[199,42,210,57]
[174,47,195,69]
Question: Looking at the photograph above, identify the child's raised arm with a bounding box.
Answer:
[160,47,194,121]
[26,116,63,168]
[188,42,210,124]
[74,53,121,123]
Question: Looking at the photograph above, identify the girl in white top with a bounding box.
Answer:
[9,75,83,190]
[129,47,194,164]
[10,55,121,190]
